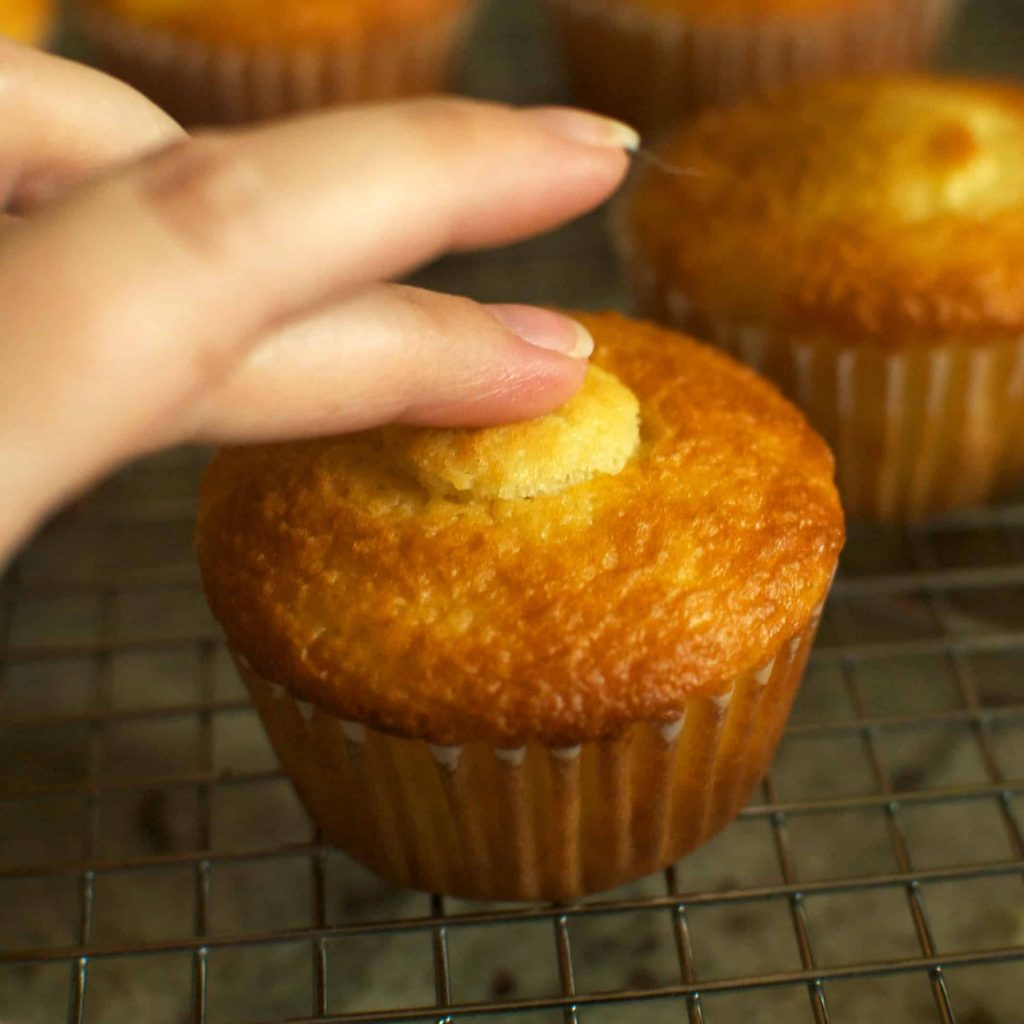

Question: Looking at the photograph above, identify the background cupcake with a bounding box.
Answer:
[74,0,479,126]
[1,0,55,46]
[196,311,843,901]
[621,75,1024,521]
[546,0,962,130]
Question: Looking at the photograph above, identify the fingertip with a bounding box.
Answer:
[186,287,593,442]
[486,304,594,360]
[403,340,589,429]
[522,106,641,153]
[392,295,592,428]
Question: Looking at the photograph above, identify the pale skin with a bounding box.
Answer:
[0,41,638,564]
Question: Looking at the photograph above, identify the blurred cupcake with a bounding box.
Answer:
[546,0,961,130]
[1,0,55,46]
[196,311,843,901]
[621,76,1024,521]
[75,0,478,126]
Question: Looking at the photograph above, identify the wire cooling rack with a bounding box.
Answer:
[5,1,1024,1021]
[4,458,1024,1024]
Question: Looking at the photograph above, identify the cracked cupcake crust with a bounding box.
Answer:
[196,312,843,746]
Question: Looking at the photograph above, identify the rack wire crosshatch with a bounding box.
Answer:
[4,0,1024,1021]
[5,476,1024,1024]
[6,481,1024,1024]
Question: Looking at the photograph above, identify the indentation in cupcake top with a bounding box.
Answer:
[393,366,641,501]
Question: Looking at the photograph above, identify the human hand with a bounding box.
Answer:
[0,41,635,563]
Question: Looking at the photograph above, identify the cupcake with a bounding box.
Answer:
[196,312,843,901]
[621,76,1024,521]
[74,0,478,126]
[1,0,55,46]
[545,0,961,130]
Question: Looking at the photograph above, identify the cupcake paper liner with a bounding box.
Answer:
[235,607,823,902]
[625,252,1024,521]
[77,3,475,126]
[546,0,961,128]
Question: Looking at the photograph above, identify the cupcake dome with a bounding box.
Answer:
[198,313,840,746]
[76,0,478,125]
[197,312,843,898]
[623,76,1024,519]
[546,0,961,129]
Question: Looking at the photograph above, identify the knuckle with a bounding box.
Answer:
[136,134,267,259]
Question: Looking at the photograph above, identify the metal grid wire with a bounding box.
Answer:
[4,466,1024,1024]
[4,1,1024,1021]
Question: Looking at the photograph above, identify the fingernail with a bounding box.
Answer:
[524,106,640,152]
[488,305,594,360]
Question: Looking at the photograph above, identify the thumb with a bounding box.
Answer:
[184,286,593,443]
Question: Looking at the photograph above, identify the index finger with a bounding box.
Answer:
[0,97,635,543]
[0,97,634,369]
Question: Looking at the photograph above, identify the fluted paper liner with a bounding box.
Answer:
[234,611,821,901]
[545,0,961,128]
[624,245,1024,521]
[77,3,475,126]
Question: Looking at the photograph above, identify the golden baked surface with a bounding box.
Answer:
[88,0,471,45]
[628,76,1024,346]
[197,313,843,746]
[0,0,52,43]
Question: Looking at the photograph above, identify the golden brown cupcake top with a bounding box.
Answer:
[0,0,53,44]
[197,313,843,746]
[628,77,1024,347]
[89,0,471,45]
[611,0,882,21]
